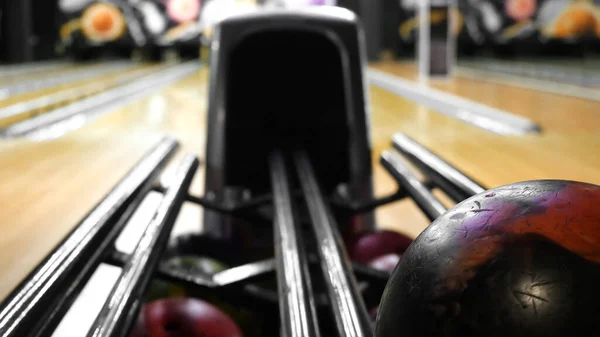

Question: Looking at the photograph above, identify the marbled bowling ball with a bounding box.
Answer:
[375,180,600,337]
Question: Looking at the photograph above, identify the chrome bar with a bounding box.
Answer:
[380,150,446,221]
[392,133,486,202]
[111,251,276,287]
[87,154,199,337]
[270,151,320,337]
[0,137,179,337]
[294,151,373,337]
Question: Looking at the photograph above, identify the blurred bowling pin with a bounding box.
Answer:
[137,1,168,36]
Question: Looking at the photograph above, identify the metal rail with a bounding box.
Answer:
[0,66,164,123]
[0,62,134,100]
[1,62,201,139]
[368,69,541,135]
[87,154,199,337]
[109,249,275,288]
[0,137,179,337]
[0,61,70,78]
[294,151,373,337]
[270,151,320,337]
[392,133,486,202]
[380,150,447,221]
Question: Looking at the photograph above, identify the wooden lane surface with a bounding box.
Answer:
[0,62,152,110]
[371,61,600,132]
[0,69,207,301]
[0,131,167,301]
[0,64,164,128]
[369,62,600,239]
[0,62,112,90]
[2,60,600,303]
[0,62,79,87]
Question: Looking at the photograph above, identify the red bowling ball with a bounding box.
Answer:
[368,253,402,272]
[375,180,600,337]
[129,298,244,337]
[347,229,413,265]
[369,307,379,321]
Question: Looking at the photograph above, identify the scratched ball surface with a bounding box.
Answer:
[375,180,600,337]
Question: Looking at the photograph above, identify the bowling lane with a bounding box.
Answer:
[369,83,600,238]
[0,132,166,301]
[81,62,600,241]
[370,61,600,132]
[75,68,210,194]
[0,63,166,129]
[0,62,147,106]
[0,62,114,88]
[0,67,208,301]
[459,57,600,88]
[0,61,73,86]
[2,59,599,303]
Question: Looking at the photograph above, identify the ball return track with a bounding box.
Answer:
[0,130,488,337]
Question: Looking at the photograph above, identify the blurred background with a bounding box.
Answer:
[1,2,600,331]
[2,0,600,75]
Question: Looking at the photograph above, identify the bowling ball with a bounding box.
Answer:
[166,0,201,23]
[145,280,187,302]
[369,307,379,321]
[129,298,244,337]
[347,230,413,265]
[81,2,127,42]
[505,0,536,21]
[544,2,597,38]
[375,180,600,337]
[166,233,241,265]
[368,254,401,272]
[160,256,263,337]
[163,255,229,276]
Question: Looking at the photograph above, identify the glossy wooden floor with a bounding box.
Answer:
[370,61,600,237]
[1,60,600,302]
[0,63,160,128]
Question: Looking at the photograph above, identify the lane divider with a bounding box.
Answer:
[0,61,71,78]
[0,65,168,128]
[457,66,600,103]
[367,68,542,136]
[460,59,600,88]
[0,62,136,100]
[0,61,201,140]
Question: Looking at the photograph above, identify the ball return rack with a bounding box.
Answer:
[0,8,489,337]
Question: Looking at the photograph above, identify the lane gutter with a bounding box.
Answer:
[0,65,168,123]
[0,61,70,77]
[459,59,600,88]
[0,62,136,100]
[0,61,202,140]
[367,68,542,136]
[456,66,600,103]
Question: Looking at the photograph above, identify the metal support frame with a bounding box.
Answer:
[392,133,486,202]
[87,155,199,337]
[380,150,447,221]
[0,137,178,337]
[270,151,320,337]
[0,130,488,337]
[295,151,374,337]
